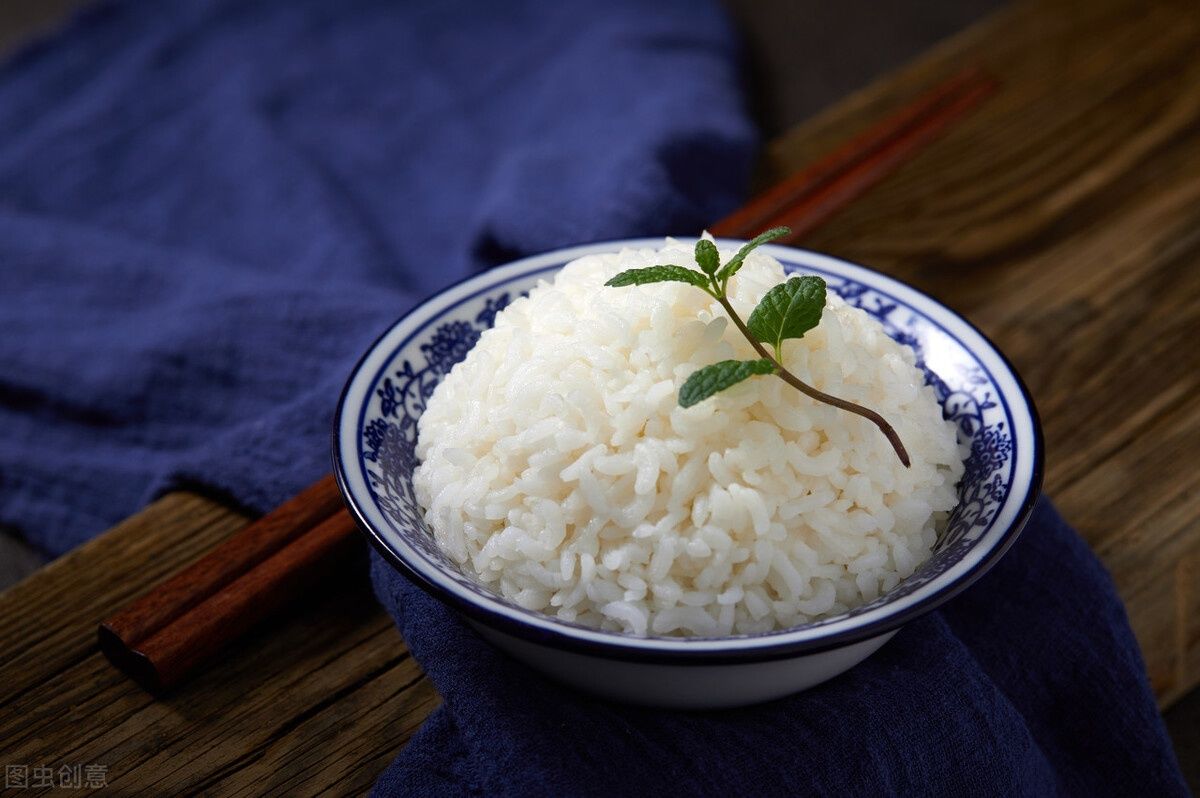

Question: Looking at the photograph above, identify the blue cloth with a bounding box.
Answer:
[373,498,1188,797]
[0,2,1186,796]
[0,0,753,553]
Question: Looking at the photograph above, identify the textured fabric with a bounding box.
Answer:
[0,0,754,553]
[371,498,1188,797]
[0,3,1186,796]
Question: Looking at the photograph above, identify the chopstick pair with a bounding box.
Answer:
[99,67,999,692]
[99,476,355,691]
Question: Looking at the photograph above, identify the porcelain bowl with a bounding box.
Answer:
[333,240,1043,709]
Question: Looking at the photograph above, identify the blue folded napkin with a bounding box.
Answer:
[0,0,752,554]
[0,1,1186,795]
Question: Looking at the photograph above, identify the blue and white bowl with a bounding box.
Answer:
[333,240,1043,708]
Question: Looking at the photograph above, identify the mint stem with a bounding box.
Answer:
[714,294,912,468]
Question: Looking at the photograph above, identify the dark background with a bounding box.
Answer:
[0,0,1194,788]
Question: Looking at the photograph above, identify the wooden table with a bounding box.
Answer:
[3,0,1199,792]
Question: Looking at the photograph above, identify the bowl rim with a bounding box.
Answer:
[333,239,1044,664]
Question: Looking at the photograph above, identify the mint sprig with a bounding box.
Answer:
[604,228,911,467]
[679,358,776,407]
[694,239,721,276]
[746,275,826,362]
[604,265,712,289]
[715,226,790,286]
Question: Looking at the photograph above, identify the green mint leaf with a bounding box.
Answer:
[678,358,775,408]
[746,275,826,351]
[694,239,720,276]
[605,265,711,290]
[716,226,790,283]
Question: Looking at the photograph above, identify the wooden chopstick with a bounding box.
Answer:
[98,67,999,692]
[100,504,358,691]
[98,475,346,690]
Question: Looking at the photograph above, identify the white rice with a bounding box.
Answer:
[414,238,963,636]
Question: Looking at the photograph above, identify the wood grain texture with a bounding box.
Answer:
[0,493,438,796]
[713,68,998,240]
[3,0,1199,792]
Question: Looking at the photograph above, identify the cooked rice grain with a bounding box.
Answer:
[414,239,963,636]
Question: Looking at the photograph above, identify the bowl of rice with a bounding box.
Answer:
[333,237,1043,708]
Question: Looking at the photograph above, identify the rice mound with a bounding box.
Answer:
[414,239,963,636]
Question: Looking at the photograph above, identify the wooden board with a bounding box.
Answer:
[4,0,1200,792]
[0,494,439,795]
[762,0,1200,702]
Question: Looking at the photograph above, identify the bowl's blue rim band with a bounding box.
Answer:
[333,245,1045,664]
